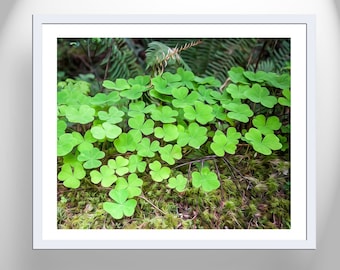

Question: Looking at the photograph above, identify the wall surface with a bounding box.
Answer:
[1,1,339,269]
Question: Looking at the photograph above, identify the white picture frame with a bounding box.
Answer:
[33,14,316,249]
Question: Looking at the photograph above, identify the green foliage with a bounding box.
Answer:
[57,62,290,225]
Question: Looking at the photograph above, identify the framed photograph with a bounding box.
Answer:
[33,14,316,249]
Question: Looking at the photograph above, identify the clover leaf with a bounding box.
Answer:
[159,144,182,165]
[177,123,208,149]
[128,101,156,118]
[57,120,67,137]
[90,91,120,107]
[194,76,221,87]
[103,78,130,91]
[197,85,217,104]
[57,133,78,156]
[91,122,122,141]
[183,101,215,125]
[64,104,95,124]
[103,189,137,219]
[244,128,282,155]
[120,84,147,100]
[226,84,249,99]
[98,107,124,124]
[150,106,178,123]
[90,165,117,187]
[211,104,227,121]
[58,163,85,189]
[168,174,188,192]
[244,84,277,108]
[128,115,155,136]
[77,147,105,169]
[210,128,241,156]
[192,167,220,192]
[151,76,173,95]
[154,124,179,142]
[128,155,147,173]
[176,68,195,89]
[128,75,151,86]
[243,70,268,83]
[265,73,290,90]
[223,102,254,123]
[171,86,199,108]
[228,67,249,84]
[278,89,291,107]
[108,156,129,176]
[113,130,142,153]
[252,115,282,135]
[115,173,143,198]
[136,138,160,157]
[149,161,171,182]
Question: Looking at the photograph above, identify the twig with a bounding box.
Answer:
[173,155,217,169]
[138,194,167,216]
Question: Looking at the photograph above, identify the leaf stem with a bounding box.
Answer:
[138,194,167,216]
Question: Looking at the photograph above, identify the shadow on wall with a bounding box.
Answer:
[335,0,340,21]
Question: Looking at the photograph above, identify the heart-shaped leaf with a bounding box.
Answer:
[128,101,156,118]
[158,144,182,165]
[244,128,282,155]
[177,123,208,149]
[136,138,160,157]
[90,91,120,107]
[108,156,129,176]
[103,78,130,91]
[154,124,179,142]
[210,128,241,156]
[115,173,143,198]
[168,174,188,192]
[226,84,249,99]
[149,161,171,182]
[103,189,137,219]
[171,86,200,108]
[252,115,282,135]
[58,162,86,189]
[57,133,78,156]
[113,130,142,153]
[192,167,220,192]
[91,122,122,140]
[183,101,214,125]
[128,155,147,173]
[77,147,105,169]
[244,84,277,108]
[90,165,117,187]
[150,106,178,123]
[65,104,95,124]
[278,89,291,107]
[98,107,124,124]
[228,67,249,84]
[223,102,253,123]
[128,115,155,135]
[196,85,217,104]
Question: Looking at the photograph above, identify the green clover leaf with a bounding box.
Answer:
[103,78,130,91]
[120,84,147,100]
[244,84,277,108]
[108,156,129,176]
[177,123,208,149]
[159,144,182,165]
[192,167,220,192]
[57,133,78,156]
[265,73,290,90]
[98,107,124,124]
[64,104,95,124]
[210,128,241,156]
[197,85,217,104]
[194,76,221,87]
[171,86,200,108]
[128,75,151,86]
[103,189,137,219]
[244,128,282,155]
[226,84,249,99]
[149,161,171,182]
[115,173,143,198]
[278,89,291,107]
[58,163,85,189]
[150,106,178,123]
[223,102,253,123]
[57,120,67,137]
[151,76,173,95]
[176,68,195,89]
[128,101,156,118]
[136,138,160,157]
[183,101,215,125]
[113,130,142,153]
[154,124,179,142]
[90,165,117,187]
[228,67,249,84]
[90,91,120,107]
[91,122,122,141]
[128,115,155,136]
[128,155,147,173]
[243,71,268,83]
[252,115,282,135]
[77,147,105,169]
[168,174,188,192]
